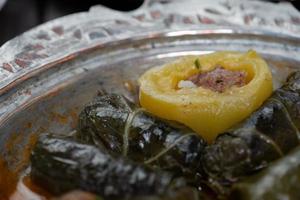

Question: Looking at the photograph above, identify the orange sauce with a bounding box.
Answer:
[0,159,53,200]
[49,112,69,125]
[0,107,80,200]
[0,132,52,200]
[0,159,18,200]
[5,133,38,173]
[9,176,52,200]
[69,109,78,129]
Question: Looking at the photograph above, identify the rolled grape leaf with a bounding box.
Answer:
[273,71,300,129]
[230,146,300,200]
[31,135,192,199]
[78,94,207,178]
[202,71,300,184]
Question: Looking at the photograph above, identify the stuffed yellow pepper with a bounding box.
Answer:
[139,50,273,142]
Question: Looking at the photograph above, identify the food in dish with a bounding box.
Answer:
[29,69,300,199]
[202,70,300,186]
[139,51,273,142]
[77,93,207,178]
[2,50,299,200]
[231,146,300,200]
[31,134,198,199]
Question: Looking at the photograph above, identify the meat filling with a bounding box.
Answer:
[188,66,247,93]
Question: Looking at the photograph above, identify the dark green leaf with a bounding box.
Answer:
[31,135,179,199]
[194,58,201,70]
[31,134,205,200]
[202,71,300,186]
[77,94,207,179]
[230,146,300,200]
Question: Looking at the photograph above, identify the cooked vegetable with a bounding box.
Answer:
[202,71,300,185]
[31,135,194,199]
[230,146,300,200]
[77,94,206,178]
[139,50,273,142]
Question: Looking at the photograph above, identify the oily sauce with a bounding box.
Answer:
[0,132,53,200]
[0,159,18,200]
[0,159,52,200]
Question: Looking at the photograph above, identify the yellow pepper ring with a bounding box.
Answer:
[139,51,273,142]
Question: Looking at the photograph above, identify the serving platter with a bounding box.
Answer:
[0,0,300,193]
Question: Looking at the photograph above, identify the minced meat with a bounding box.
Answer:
[187,66,247,93]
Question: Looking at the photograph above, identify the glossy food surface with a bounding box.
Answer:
[202,71,300,185]
[0,27,299,200]
[139,51,273,142]
[78,94,207,177]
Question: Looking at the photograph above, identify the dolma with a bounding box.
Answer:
[77,94,206,178]
[31,135,199,200]
[230,146,300,200]
[202,71,300,184]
